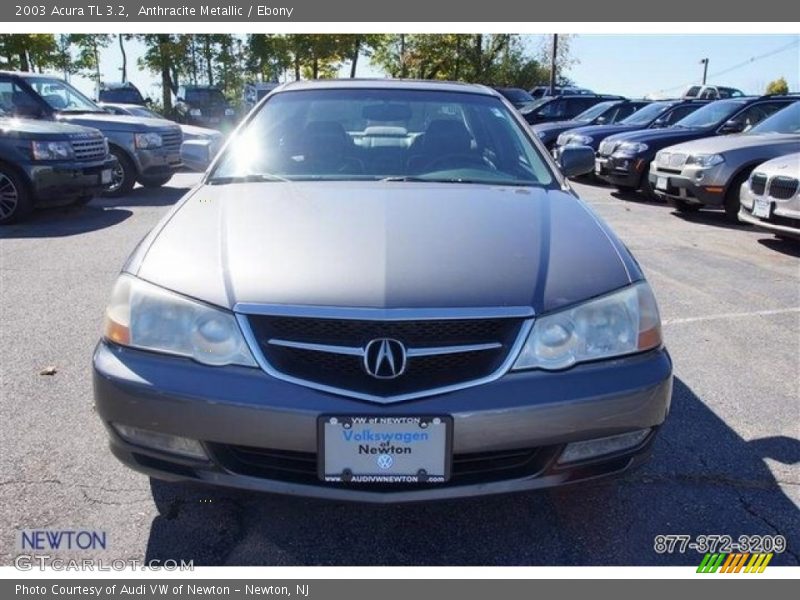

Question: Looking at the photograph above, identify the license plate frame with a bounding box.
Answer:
[752,198,772,219]
[318,415,453,484]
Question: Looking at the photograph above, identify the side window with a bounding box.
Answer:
[566,97,596,116]
[178,86,186,101]
[613,104,639,122]
[729,102,786,131]
[664,105,697,124]
[538,99,565,118]
[0,78,41,117]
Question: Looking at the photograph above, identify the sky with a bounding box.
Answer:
[63,34,799,101]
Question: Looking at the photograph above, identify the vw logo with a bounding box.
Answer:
[363,338,407,379]
[376,454,394,470]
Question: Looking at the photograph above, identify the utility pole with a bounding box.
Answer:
[399,34,406,79]
[700,58,709,85]
[549,34,558,95]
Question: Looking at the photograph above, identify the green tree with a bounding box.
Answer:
[766,77,789,95]
[70,34,112,85]
[0,34,60,72]
[139,34,187,112]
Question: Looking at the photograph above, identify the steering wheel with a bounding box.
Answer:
[426,153,495,172]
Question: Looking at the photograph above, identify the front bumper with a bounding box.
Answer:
[26,157,117,205]
[594,154,647,187]
[135,146,182,178]
[648,167,727,206]
[738,183,800,238]
[93,340,673,502]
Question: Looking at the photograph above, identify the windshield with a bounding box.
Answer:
[100,88,144,103]
[519,97,551,113]
[26,77,103,112]
[186,89,227,105]
[749,102,800,134]
[499,88,534,104]
[211,88,553,187]
[620,102,671,126]
[673,100,746,129]
[574,101,617,123]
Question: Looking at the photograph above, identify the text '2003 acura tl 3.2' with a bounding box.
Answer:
[93,80,672,502]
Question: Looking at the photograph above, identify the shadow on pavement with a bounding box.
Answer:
[0,204,132,238]
[144,377,799,566]
[757,236,800,258]
[670,209,752,232]
[95,184,191,208]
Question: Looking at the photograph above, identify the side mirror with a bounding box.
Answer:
[180,139,213,172]
[719,120,745,134]
[652,118,668,129]
[557,145,595,178]
[595,116,607,124]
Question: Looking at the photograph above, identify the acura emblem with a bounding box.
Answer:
[363,338,407,379]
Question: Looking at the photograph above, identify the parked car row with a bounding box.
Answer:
[541,92,799,238]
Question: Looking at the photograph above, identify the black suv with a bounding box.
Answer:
[594,95,798,197]
[552,99,710,156]
[0,117,116,224]
[532,99,651,149]
[520,94,624,125]
[493,87,536,110]
[98,82,148,105]
[174,85,237,129]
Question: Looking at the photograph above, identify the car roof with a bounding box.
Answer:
[101,82,139,89]
[276,78,496,96]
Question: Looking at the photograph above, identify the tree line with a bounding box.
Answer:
[0,34,574,111]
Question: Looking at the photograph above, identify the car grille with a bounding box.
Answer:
[70,136,106,162]
[244,314,526,401]
[768,176,799,200]
[208,443,560,490]
[657,152,687,169]
[159,128,182,151]
[750,173,767,195]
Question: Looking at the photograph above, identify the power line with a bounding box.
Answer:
[656,38,799,95]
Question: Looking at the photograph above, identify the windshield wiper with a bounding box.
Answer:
[381,176,535,187]
[380,176,432,182]
[208,173,290,185]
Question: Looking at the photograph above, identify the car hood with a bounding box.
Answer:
[604,126,708,144]
[656,133,800,155]
[0,117,100,138]
[133,182,635,314]
[180,123,222,139]
[57,113,177,132]
[565,123,643,139]
[532,120,585,134]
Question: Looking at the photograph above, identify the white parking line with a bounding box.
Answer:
[663,307,800,326]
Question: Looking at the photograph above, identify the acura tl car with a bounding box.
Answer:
[649,101,799,219]
[94,80,672,502]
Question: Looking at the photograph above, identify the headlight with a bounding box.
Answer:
[189,108,202,117]
[224,108,236,117]
[615,141,648,156]
[104,274,257,367]
[512,282,662,371]
[686,153,724,168]
[558,133,593,146]
[31,140,74,161]
[134,132,163,149]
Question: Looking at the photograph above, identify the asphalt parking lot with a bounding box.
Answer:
[1,172,798,567]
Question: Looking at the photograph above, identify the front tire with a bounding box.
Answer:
[0,164,33,225]
[104,148,136,198]
[724,171,751,222]
[138,174,173,188]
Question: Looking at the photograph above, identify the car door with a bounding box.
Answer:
[723,101,790,133]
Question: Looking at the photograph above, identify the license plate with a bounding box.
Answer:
[209,117,220,124]
[319,415,452,484]
[752,198,771,219]
[656,176,668,191]
[100,169,112,184]
[595,158,605,174]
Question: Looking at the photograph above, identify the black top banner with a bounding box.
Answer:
[3,0,800,22]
